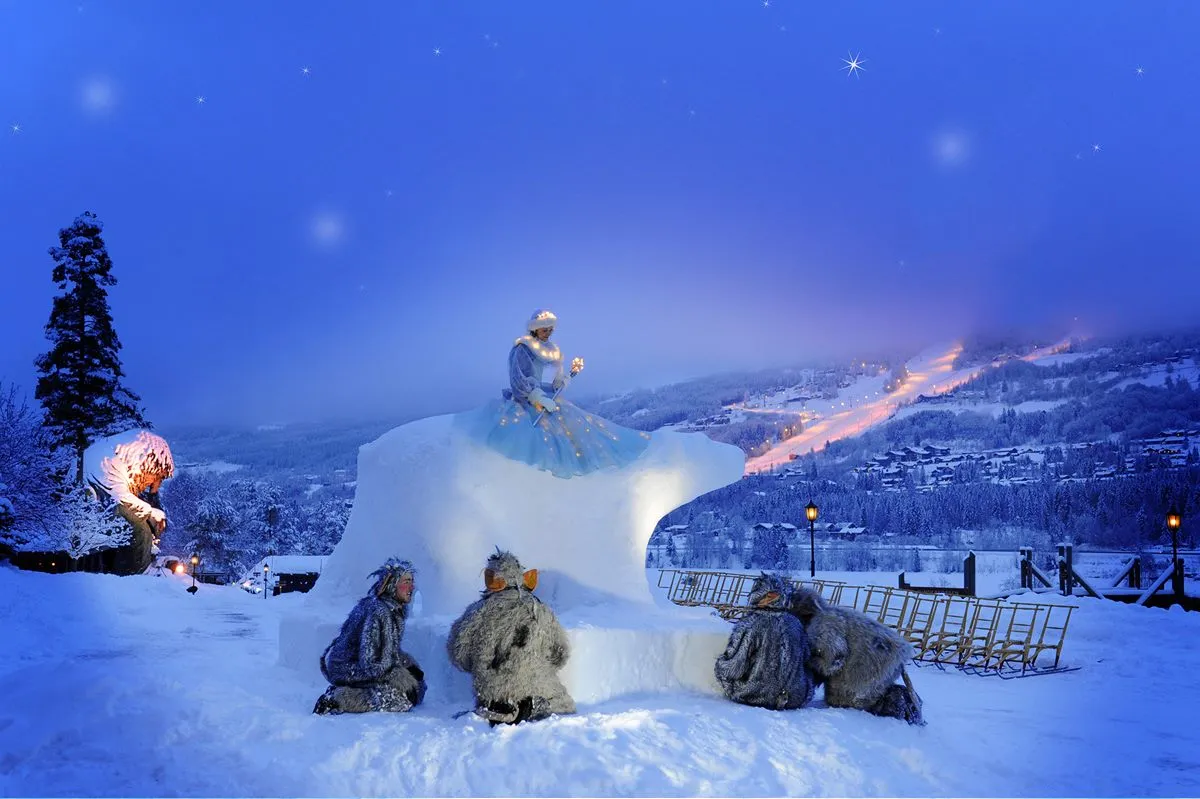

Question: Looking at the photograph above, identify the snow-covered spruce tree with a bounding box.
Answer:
[34,212,148,485]
[227,479,302,558]
[298,498,351,555]
[183,494,243,575]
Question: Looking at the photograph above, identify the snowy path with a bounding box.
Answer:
[2,567,1199,797]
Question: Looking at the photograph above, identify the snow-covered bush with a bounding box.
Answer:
[0,483,14,532]
[0,383,64,550]
[0,383,132,564]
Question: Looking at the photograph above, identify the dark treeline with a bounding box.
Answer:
[663,466,1200,551]
[159,470,351,578]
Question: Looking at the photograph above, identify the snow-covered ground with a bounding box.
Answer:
[179,459,246,475]
[1028,351,1094,368]
[1113,358,1200,390]
[3,564,1199,797]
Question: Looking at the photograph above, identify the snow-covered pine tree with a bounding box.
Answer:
[34,212,148,485]
[184,494,242,575]
[227,479,302,559]
[299,498,351,555]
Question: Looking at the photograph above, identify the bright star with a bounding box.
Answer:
[1135,66,1144,76]
[1092,143,1101,153]
[762,0,770,7]
[301,66,311,76]
[842,51,867,78]
[9,123,20,134]
[196,95,206,105]
[433,47,441,56]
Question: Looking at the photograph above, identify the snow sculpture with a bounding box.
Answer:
[283,384,744,705]
[83,429,174,574]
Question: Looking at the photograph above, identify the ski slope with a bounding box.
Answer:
[744,340,1072,474]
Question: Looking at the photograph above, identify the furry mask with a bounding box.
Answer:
[788,586,829,624]
[748,572,791,609]
[483,548,538,593]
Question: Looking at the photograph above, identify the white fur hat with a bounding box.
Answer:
[526,308,557,332]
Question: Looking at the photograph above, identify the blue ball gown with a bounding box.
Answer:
[455,334,652,479]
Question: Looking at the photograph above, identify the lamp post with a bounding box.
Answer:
[263,562,270,600]
[805,501,819,578]
[187,553,199,594]
[1167,507,1183,597]
[1167,507,1181,562]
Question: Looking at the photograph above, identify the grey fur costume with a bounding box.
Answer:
[714,573,817,710]
[789,588,924,725]
[447,550,576,725]
[314,559,426,715]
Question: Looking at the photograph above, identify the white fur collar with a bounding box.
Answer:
[515,334,562,364]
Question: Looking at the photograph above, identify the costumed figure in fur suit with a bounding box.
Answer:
[789,587,925,725]
[447,549,576,725]
[313,558,427,715]
[714,573,817,710]
[454,309,652,478]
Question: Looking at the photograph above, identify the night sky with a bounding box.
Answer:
[2,1,1198,426]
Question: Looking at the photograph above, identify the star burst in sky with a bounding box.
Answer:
[842,51,867,77]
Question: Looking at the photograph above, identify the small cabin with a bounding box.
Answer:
[240,555,328,596]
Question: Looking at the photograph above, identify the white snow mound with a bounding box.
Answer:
[282,411,745,704]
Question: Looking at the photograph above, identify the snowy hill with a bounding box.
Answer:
[2,565,1199,796]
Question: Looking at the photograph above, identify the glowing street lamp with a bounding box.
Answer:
[187,553,199,594]
[1167,507,1182,563]
[263,563,271,600]
[805,501,819,578]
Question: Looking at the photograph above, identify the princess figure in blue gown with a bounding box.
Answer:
[457,309,652,478]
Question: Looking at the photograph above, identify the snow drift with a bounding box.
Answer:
[281,411,745,704]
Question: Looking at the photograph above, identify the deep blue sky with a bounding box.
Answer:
[2,1,1198,426]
